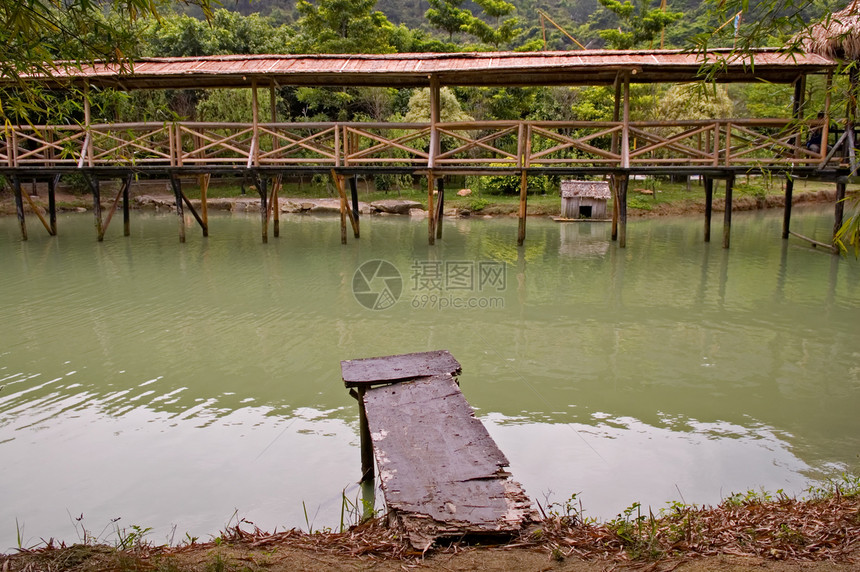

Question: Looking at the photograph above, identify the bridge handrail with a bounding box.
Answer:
[1,118,847,169]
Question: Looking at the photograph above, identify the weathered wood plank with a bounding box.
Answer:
[362,373,536,549]
[341,350,461,387]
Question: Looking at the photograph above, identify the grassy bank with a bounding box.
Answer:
[3,477,858,572]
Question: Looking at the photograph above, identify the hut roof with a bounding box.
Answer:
[3,49,835,90]
[561,180,612,199]
[801,0,860,60]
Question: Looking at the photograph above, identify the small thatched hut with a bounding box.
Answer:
[801,0,860,60]
[800,0,860,171]
[560,180,611,219]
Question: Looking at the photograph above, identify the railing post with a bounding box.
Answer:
[621,73,630,169]
[84,82,94,167]
[342,124,350,167]
[820,71,832,167]
[6,127,13,167]
[428,75,440,171]
[9,128,18,168]
[251,80,260,167]
[334,124,341,167]
[724,123,732,167]
[791,75,806,157]
[175,123,184,167]
[713,122,720,167]
[612,73,622,159]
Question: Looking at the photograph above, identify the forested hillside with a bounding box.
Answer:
[180,0,841,51]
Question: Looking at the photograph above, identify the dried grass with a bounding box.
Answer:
[2,494,858,570]
[532,493,860,566]
[802,0,860,61]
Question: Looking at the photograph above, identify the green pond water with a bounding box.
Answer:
[1,206,858,550]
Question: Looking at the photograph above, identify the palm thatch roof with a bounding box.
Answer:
[802,0,860,60]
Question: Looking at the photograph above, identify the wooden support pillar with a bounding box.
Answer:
[349,176,360,221]
[122,174,131,237]
[256,174,269,244]
[357,387,374,482]
[611,176,619,241]
[98,180,125,240]
[704,177,713,242]
[198,174,210,237]
[435,178,444,240]
[517,170,528,246]
[723,175,734,249]
[12,175,27,241]
[89,175,103,242]
[618,174,628,248]
[339,185,348,245]
[169,174,186,243]
[272,174,281,238]
[360,479,376,521]
[331,170,358,242]
[427,173,436,245]
[783,177,794,239]
[834,180,846,253]
[48,175,58,236]
[22,191,52,236]
[174,185,207,236]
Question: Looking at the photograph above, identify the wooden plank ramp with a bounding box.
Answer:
[341,350,539,550]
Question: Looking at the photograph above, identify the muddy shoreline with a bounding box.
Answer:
[0,186,839,220]
[3,492,858,571]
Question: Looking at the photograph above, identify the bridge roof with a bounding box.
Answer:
[15,49,834,90]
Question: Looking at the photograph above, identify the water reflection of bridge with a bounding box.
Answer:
[2,50,852,248]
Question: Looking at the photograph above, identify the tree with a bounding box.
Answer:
[596,0,683,49]
[144,10,293,57]
[425,0,474,41]
[657,84,734,120]
[466,0,522,49]
[291,0,398,53]
[404,87,473,123]
[0,0,212,121]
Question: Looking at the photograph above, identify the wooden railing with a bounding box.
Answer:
[1,119,848,170]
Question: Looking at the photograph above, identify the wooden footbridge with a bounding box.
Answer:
[2,50,854,250]
[341,350,538,549]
